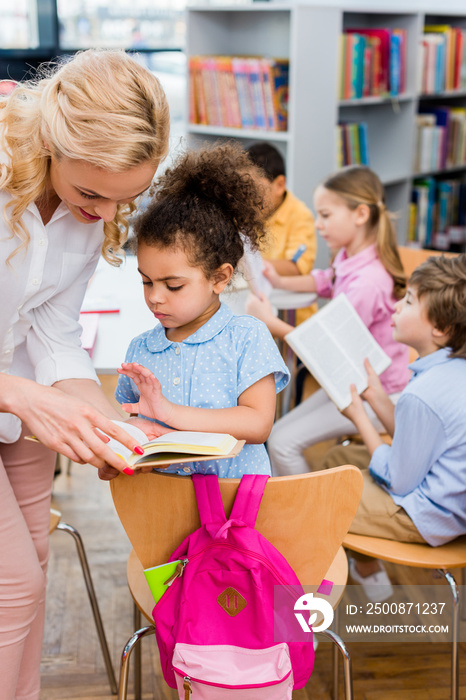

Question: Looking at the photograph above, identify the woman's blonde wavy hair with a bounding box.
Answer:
[322,165,406,299]
[0,49,170,266]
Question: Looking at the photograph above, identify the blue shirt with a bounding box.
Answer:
[369,347,466,546]
[116,302,289,477]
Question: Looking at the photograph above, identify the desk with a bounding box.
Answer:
[84,255,154,374]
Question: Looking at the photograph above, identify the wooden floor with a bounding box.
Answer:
[40,453,465,700]
[40,374,465,699]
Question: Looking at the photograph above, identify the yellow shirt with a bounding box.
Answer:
[263,190,317,323]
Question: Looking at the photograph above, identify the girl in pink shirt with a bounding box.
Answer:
[247,165,410,475]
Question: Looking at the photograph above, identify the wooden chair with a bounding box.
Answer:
[398,245,457,278]
[49,509,117,694]
[110,465,363,700]
[343,532,466,700]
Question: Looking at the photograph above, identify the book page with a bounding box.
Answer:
[239,241,273,297]
[287,320,366,409]
[106,423,238,467]
[147,431,236,452]
[320,295,391,374]
[285,294,391,410]
[105,421,149,463]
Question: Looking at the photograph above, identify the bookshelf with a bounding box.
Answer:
[186,4,466,263]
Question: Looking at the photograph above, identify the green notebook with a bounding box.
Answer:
[143,560,183,604]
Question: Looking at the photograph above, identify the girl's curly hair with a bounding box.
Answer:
[132,142,267,277]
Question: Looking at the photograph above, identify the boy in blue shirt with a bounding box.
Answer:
[340,254,466,596]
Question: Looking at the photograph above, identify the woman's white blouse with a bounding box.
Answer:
[0,189,104,442]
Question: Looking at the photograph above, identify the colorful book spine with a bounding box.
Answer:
[337,122,370,166]
[420,26,466,94]
[340,27,406,100]
[409,174,466,251]
[188,55,289,132]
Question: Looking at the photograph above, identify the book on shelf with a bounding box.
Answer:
[188,55,289,132]
[337,121,369,167]
[284,293,391,411]
[340,27,406,100]
[420,25,466,94]
[412,178,436,247]
[414,106,466,173]
[408,175,466,252]
[100,422,243,469]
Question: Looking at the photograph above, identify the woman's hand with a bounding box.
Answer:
[98,417,174,481]
[10,376,145,473]
[117,362,174,424]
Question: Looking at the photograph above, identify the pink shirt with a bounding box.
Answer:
[312,244,410,394]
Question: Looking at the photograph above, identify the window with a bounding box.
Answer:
[57,0,186,51]
[0,0,39,49]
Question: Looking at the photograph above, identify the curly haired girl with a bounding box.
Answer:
[115,143,289,477]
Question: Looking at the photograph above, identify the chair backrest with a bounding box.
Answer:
[399,246,457,279]
[110,466,363,587]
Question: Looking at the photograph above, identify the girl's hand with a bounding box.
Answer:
[125,415,174,441]
[246,292,275,324]
[117,362,174,424]
[341,384,368,425]
[262,260,283,288]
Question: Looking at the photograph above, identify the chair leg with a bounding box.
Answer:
[318,627,353,700]
[56,522,118,695]
[438,569,460,700]
[133,602,142,700]
[119,626,155,700]
[461,568,466,622]
[331,604,340,700]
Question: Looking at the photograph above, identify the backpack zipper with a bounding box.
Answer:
[160,543,299,608]
[183,676,192,699]
[175,667,292,690]
[164,559,188,587]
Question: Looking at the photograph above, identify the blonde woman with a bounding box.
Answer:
[0,49,169,699]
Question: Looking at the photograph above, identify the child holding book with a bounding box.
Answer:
[246,142,317,323]
[340,255,466,599]
[246,165,410,475]
[114,144,289,477]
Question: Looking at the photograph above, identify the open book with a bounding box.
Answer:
[25,423,244,469]
[284,293,392,410]
[105,422,244,468]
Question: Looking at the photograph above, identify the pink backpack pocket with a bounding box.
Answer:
[173,642,293,700]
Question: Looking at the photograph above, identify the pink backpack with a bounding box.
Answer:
[152,474,315,698]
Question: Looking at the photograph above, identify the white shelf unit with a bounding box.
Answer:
[186,4,466,263]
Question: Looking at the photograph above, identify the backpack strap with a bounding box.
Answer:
[229,474,269,528]
[192,474,226,528]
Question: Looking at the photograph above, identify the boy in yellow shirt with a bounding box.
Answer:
[246,142,317,322]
